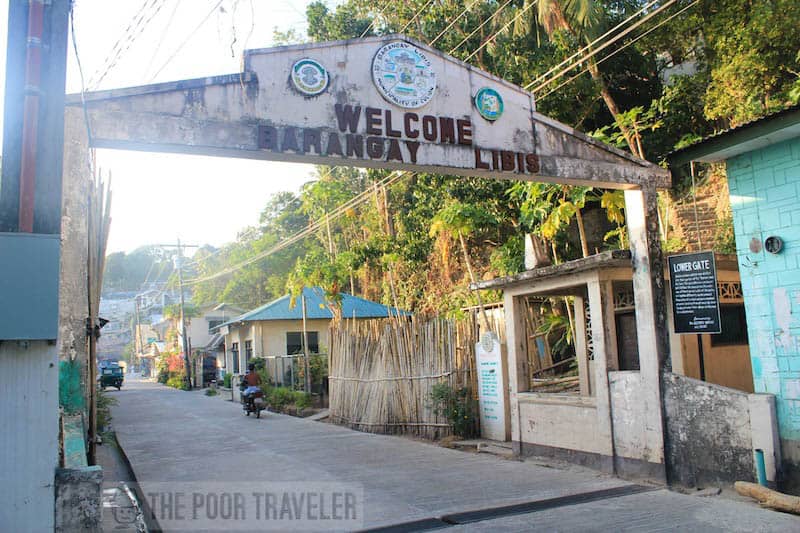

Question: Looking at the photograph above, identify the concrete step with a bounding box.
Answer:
[452,439,514,457]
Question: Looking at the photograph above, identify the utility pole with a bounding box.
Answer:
[301,291,312,394]
[152,241,199,389]
[176,239,192,389]
[134,295,142,363]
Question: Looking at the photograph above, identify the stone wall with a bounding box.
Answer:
[727,136,800,490]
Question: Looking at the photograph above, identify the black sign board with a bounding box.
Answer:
[668,251,721,334]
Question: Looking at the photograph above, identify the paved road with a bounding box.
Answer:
[110,377,799,531]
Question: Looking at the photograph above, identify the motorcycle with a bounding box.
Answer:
[239,379,266,418]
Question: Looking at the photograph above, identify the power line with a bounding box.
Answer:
[447,0,514,54]
[143,0,184,80]
[89,0,169,89]
[524,0,661,90]
[399,0,437,35]
[183,171,409,286]
[537,0,700,101]
[461,0,540,63]
[529,0,678,94]
[149,0,226,82]
[359,0,397,38]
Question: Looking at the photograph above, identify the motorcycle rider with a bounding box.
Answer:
[242,363,262,407]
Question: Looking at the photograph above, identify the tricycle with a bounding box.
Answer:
[99,361,124,390]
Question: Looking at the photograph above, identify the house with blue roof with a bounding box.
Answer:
[217,287,407,379]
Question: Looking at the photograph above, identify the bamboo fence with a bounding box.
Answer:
[329,316,479,439]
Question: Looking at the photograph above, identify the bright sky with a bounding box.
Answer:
[0,0,340,254]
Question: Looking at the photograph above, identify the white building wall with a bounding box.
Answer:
[0,341,59,530]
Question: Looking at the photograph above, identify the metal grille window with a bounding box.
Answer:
[286,332,319,354]
[231,342,239,374]
[245,340,253,363]
[711,304,749,346]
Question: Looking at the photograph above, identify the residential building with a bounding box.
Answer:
[669,104,800,490]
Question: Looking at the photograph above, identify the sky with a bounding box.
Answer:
[0,0,341,254]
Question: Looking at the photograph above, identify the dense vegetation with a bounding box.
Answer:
[162,1,800,315]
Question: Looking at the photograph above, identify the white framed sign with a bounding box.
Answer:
[475,331,509,441]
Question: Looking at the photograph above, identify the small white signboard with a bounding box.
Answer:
[475,332,509,441]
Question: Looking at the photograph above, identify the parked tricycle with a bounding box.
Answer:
[98,361,124,390]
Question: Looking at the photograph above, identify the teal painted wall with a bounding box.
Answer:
[727,136,800,442]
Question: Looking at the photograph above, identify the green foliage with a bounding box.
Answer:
[715,213,737,254]
[223,373,232,388]
[268,387,296,411]
[183,0,800,321]
[103,246,173,293]
[537,308,573,357]
[166,374,189,391]
[429,383,479,438]
[205,388,218,396]
[293,391,312,410]
[164,303,200,320]
[96,388,118,433]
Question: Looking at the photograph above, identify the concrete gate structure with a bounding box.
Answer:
[61,36,673,479]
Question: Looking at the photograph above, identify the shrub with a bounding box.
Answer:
[157,368,169,384]
[166,374,189,391]
[96,387,118,434]
[429,383,479,438]
[294,391,312,410]
[205,388,218,396]
[269,387,295,411]
[223,373,232,388]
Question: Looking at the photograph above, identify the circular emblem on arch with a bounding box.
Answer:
[474,87,504,121]
[372,41,437,109]
[290,58,329,96]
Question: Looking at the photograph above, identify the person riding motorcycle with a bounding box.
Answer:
[243,363,262,395]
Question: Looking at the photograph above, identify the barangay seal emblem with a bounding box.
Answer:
[474,87,503,121]
[372,41,437,109]
[290,58,329,96]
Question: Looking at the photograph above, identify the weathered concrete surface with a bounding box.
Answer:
[54,465,102,533]
[65,35,669,189]
[112,377,800,531]
[664,373,755,487]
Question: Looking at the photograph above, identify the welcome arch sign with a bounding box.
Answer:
[62,35,671,460]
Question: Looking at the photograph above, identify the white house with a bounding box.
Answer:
[218,287,405,383]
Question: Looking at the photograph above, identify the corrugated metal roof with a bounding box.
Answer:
[221,287,408,328]
[668,103,800,165]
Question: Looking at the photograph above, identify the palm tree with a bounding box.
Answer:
[527,0,643,157]
[430,200,498,330]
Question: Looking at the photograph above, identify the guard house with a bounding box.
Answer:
[473,250,780,487]
[669,104,800,489]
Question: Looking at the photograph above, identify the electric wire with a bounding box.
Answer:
[183,171,409,286]
[461,0,539,63]
[529,0,678,93]
[399,0,437,35]
[447,0,514,55]
[537,0,700,101]
[524,0,661,90]
[143,0,184,80]
[69,4,94,176]
[149,0,226,82]
[90,0,169,90]
[359,0,397,38]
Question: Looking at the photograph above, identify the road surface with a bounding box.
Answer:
[108,377,799,531]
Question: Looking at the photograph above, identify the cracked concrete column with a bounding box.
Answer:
[59,107,91,400]
[625,185,669,481]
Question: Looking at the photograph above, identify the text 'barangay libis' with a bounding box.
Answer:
[257,104,540,174]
